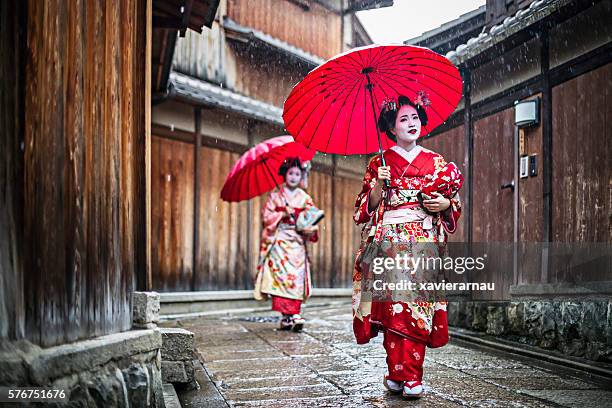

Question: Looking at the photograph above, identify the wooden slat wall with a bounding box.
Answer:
[230,51,310,108]
[152,136,195,291]
[332,176,364,288]
[551,62,612,283]
[307,171,334,288]
[227,0,342,59]
[20,0,147,347]
[552,62,612,244]
[471,109,515,301]
[195,146,250,290]
[172,22,224,82]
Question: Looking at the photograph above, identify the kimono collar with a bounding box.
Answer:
[282,186,300,199]
[390,144,422,165]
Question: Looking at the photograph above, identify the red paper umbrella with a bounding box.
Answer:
[283,45,462,156]
[220,135,315,202]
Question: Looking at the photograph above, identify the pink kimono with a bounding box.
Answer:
[254,187,318,314]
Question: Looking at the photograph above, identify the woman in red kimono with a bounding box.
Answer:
[254,158,320,331]
[352,94,463,398]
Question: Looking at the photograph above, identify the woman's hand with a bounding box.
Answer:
[422,192,450,213]
[283,205,294,218]
[376,166,391,186]
[368,166,390,212]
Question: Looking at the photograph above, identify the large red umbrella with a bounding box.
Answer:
[220,135,315,202]
[283,45,462,157]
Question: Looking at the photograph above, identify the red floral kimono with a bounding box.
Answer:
[352,145,463,383]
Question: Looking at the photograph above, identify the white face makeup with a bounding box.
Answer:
[285,166,302,188]
[392,104,421,143]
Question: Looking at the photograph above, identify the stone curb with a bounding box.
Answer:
[19,329,161,385]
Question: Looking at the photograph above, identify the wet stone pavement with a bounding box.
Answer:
[161,303,612,407]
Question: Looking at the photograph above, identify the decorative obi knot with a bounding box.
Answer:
[386,188,420,207]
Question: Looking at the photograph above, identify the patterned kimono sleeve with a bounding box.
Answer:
[441,194,462,234]
[353,156,381,225]
[428,301,449,348]
[262,192,285,238]
[303,194,320,243]
[439,162,464,235]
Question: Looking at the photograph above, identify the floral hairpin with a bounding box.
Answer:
[413,91,431,108]
[381,97,397,112]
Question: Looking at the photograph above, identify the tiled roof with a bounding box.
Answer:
[170,72,284,126]
[446,0,572,65]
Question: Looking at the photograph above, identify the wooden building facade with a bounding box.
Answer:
[0,0,219,348]
[419,0,612,301]
[150,0,386,292]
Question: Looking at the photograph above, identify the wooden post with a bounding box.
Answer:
[330,155,337,288]
[246,120,254,289]
[462,68,473,247]
[192,108,202,291]
[144,0,153,291]
[541,27,552,284]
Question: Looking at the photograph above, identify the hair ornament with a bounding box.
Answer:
[413,90,431,108]
[381,97,397,113]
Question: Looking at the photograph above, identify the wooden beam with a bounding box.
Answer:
[549,41,612,88]
[472,76,542,121]
[192,108,202,291]
[152,123,249,154]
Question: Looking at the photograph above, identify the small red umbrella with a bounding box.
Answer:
[283,45,462,157]
[220,135,315,202]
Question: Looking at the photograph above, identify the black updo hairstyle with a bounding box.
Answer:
[278,157,304,177]
[378,95,429,142]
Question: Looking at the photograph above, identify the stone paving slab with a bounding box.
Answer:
[224,383,343,403]
[223,373,324,389]
[162,304,612,407]
[518,389,612,407]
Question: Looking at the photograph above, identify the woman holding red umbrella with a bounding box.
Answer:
[253,157,321,331]
[282,44,464,396]
[352,94,463,398]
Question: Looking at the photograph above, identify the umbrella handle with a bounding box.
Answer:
[365,74,391,188]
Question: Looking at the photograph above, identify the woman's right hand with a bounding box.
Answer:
[376,166,391,186]
[368,166,390,212]
[284,206,294,219]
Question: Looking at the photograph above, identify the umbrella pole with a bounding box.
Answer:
[365,73,390,188]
